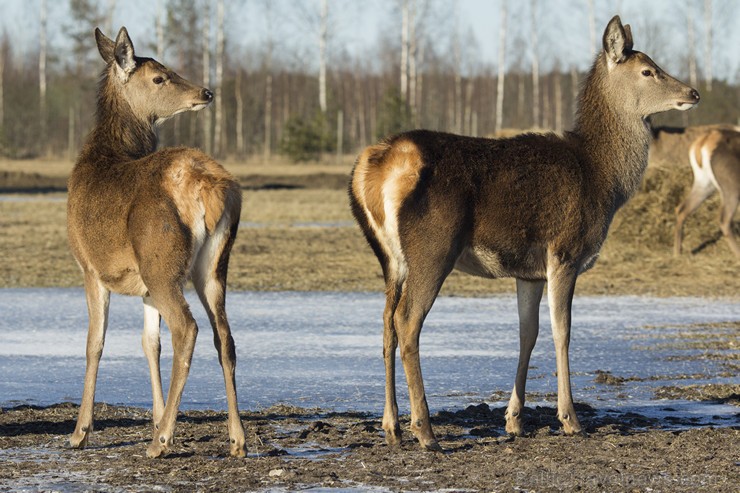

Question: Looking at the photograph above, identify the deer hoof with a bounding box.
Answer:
[383,424,402,446]
[505,419,525,437]
[146,441,166,459]
[69,430,89,449]
[146,434,172,458]
[559,414,584,436]
[420,438,443,452]
[230,440,247,458]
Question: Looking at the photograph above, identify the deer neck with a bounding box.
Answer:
[573,58,652,212]
[82,72,159,164]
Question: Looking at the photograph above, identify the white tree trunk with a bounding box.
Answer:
[319,0,328,113]
[586,0,596,57]
[214,0,224,156]
[704,0,712,91]
[336,109,343,162]
[39,0,47,155]
[554,70,562,134]
[156,0,164,60]
[494,0,507,133]
[0,37,5,131]
[400,0,409,102]
[686,0,698,90]
[105,0,116,36]
[453,1,461,132]
[235,69,244,156]
[202,1,212,154]
[356,73,367,147]
[530,0,539,128]
[408,0,418,126]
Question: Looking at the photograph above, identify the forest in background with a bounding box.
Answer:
[0,0,738,162]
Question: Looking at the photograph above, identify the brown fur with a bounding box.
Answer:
[675,128,740,256]
[349,16,699,451]
[66,27,246,459]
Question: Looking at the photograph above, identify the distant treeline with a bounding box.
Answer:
[0,0,738,161]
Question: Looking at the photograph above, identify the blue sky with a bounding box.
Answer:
[1,0,738,81]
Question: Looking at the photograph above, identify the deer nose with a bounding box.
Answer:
[202,89,214,102]
[689,89,700,102]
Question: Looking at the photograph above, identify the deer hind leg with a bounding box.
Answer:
[394,252,455,452]
[142,282,198,459]
[142,297,164,430]
[381,275,403,446]
[675,144,716,256]
[717,192,740,257]
[192,219,247,458]
[70,274,111,449]
[505,279,545,436]
[546,255,583,436]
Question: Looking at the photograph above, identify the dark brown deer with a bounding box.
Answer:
[349,16,699,451]
[674,127,740,257]
[67,27,246,458]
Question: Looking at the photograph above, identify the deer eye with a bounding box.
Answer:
[641,69,653,77]
[153,76,165,85]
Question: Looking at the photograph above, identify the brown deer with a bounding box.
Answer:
[349,16,699,451]
[66,27,246,458]
[674,127,740,257]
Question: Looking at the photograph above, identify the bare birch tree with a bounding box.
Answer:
[494,0,507,133]
[319,0,328,113]
[156,0,165,64]
[202,0,211,154]
[0,35,5,133]
[554,67,562,134]
[263,0,274,161]
[704,0,712,91]
[452,0,462,133]
[214,0,225,156]
[586,0,596,57]
[401,0,409,103]
[530,0,540,128]
[408,0,418,126]
[235,68,244,156]
[39,0,47,155]
[686,1,698,90]
[105,0,116,36]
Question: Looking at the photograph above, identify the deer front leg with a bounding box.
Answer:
[70,276,110,449]
[506,279,545,436]
[547,258,583,436]
[142,297,165,430]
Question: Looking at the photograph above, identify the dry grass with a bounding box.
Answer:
[0,158,737,298]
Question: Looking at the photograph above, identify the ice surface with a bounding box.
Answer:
[0,289,737,423]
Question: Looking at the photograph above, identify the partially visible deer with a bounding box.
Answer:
[67,27,246,458]
[674,128,740,257]
[349,16,699,451]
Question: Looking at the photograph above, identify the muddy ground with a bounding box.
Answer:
[1,394,738,493]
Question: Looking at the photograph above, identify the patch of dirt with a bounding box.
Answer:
[1,402,738,492]
[654,383,740,404]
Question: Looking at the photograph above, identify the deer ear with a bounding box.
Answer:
[95,28,115,64]
[603,15,629,64]
[623,24,634,52]
[113,27,136,77]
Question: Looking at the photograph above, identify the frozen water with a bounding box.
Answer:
[0,288,737,424]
